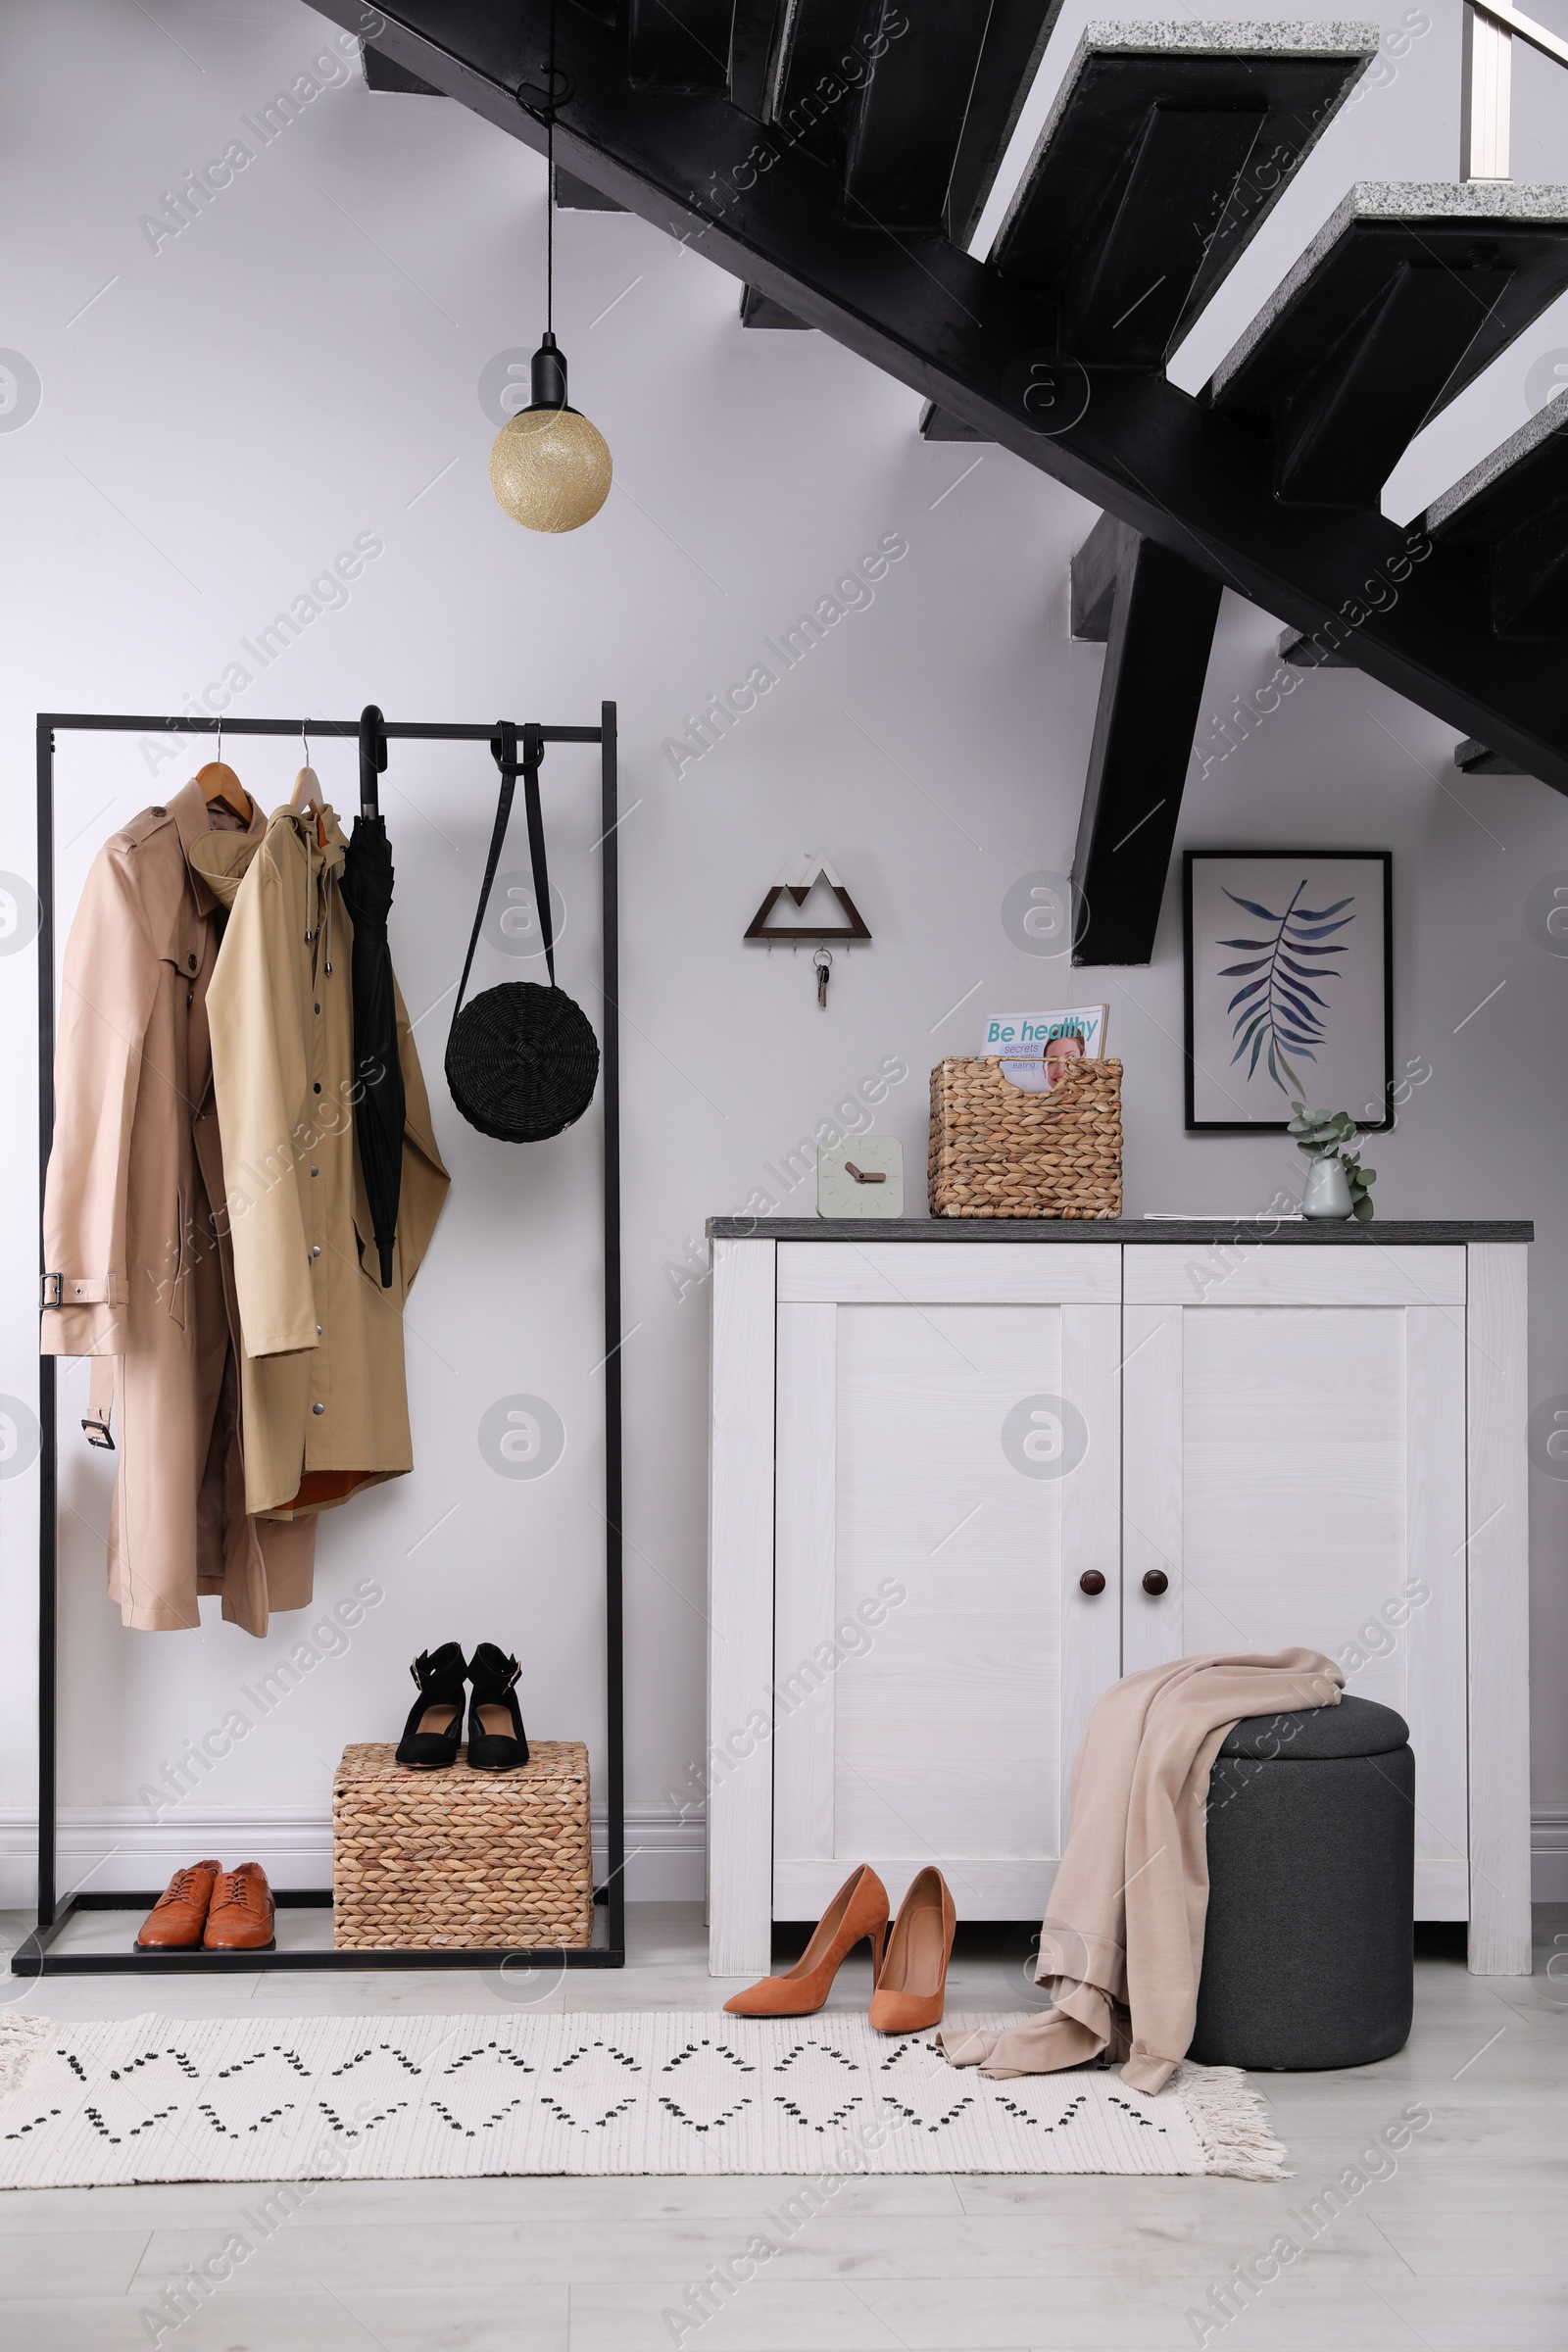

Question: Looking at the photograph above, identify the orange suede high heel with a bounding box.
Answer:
[723,1865,889,2018]
[867,1867,956,2034]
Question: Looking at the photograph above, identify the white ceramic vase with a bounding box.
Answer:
[1300,1154,1354,1220]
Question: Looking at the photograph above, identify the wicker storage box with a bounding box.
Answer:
[332,1740,593,1950]
[928,1056,1122,1218]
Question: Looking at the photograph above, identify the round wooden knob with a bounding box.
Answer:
[1142,1569,1170,1596]
[1078,1569,1106,1595]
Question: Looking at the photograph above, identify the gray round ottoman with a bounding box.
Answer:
[1190,1693,1414,2071]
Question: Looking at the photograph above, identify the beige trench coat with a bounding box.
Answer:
[191,805,449,1515]
[41,780,318,1636]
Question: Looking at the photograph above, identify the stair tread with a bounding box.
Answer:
[989,23,1378,366]
[1427,394,1568,541]
[1212,180,1568,408]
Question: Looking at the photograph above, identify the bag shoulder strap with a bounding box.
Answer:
[451,721,553,1024]
[519,724,555,986]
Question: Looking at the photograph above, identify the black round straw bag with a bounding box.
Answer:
[446,720,599,1143]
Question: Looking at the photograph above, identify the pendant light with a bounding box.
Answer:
[489,64,612,535]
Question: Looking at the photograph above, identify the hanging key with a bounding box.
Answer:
[814,947,832,1008]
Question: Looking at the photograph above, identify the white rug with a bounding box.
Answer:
[0,2012,1287,2185]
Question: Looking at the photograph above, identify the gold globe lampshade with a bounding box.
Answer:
[489,331,611,533]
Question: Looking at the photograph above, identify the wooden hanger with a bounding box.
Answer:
[290,763,322,815]
[196,734,253,823]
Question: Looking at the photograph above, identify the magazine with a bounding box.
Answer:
[982,1004,1108,1092]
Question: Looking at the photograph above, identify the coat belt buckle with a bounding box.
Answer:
[81,1415,115,1451]
[40,1272,63,1310]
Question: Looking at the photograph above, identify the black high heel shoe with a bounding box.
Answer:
[466,1643,529,1770]
[395,1642,468,1767]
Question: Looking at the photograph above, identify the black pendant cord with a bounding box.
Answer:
[546,0,556,337]
[508,0,579,419]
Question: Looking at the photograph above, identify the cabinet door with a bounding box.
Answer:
[1121,1246,1469,1918]
[773,1244,1121,1922]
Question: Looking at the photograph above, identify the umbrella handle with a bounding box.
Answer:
[359,704,387,817]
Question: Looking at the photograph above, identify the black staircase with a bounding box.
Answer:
[739,282,808,326]
[1208,187,1568,508]
[989,29,1373,368]
[342,3,1568,963]
[1426,397,1568,641]
[1068,519,1223,966]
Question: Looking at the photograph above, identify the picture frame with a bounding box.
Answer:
[1183,851,1393,1133]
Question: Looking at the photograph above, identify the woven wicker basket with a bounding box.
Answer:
[928,1056,1123,1219]
[331,1740,594,1950]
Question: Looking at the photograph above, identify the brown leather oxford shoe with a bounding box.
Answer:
[202,1861,276,1951]
[135,1861,221,1950]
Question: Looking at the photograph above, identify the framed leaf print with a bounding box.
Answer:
[1183,852,1393,1132]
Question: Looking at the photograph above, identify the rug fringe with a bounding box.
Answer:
[1173,2061,1291,2181]
[0,2014,50,2098]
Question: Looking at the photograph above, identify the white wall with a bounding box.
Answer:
[3,0,1568,1907]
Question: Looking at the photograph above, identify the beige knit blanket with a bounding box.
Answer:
[942,1649,1344,2093]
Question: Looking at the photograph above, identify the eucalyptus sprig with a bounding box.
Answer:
[1288,1102,1376,1221]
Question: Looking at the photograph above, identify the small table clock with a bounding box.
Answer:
[816,1136,904,1218]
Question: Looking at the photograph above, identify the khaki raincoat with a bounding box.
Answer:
[40,781,318,1636]
[191,804,449,1515]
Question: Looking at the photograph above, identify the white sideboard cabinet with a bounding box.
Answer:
[707,1220,1532,1980]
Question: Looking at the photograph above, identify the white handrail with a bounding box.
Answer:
[1475,0,1568,69]
[1463,0,1568,181]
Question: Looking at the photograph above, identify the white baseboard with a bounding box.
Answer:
[1533,1807,1568,1903]
[0,1806,706,1911]
[3,1810,1565,1915]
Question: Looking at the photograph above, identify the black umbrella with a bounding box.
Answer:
[340,704,407,1288]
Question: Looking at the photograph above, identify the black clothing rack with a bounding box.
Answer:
[20,707,625,1975]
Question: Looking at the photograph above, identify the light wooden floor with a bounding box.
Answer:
[0,1902,1563,2350]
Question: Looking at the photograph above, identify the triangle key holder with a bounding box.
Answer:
[744,854,872,944]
